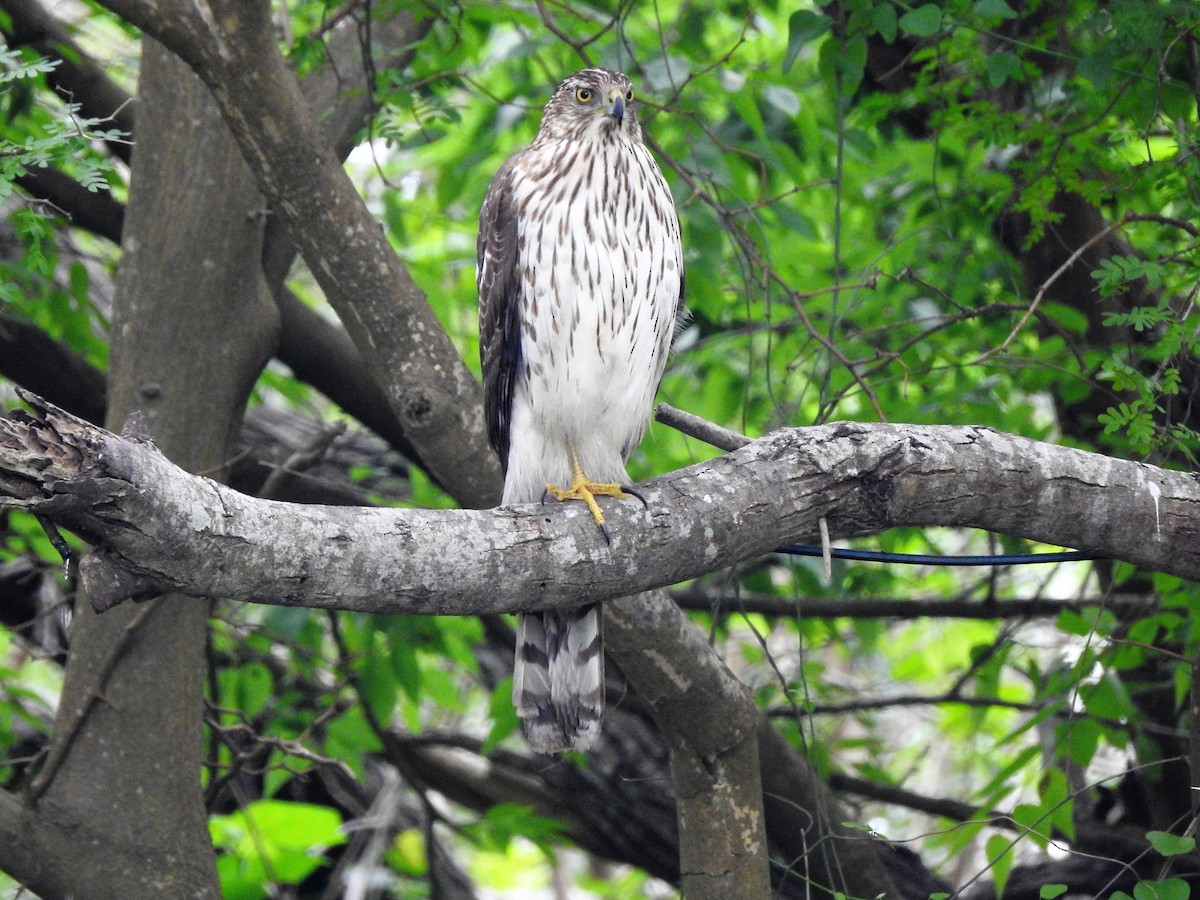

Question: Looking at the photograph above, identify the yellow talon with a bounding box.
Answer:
[544,456,628,534]
[545,478,628,527]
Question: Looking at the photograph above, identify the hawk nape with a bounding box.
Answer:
[476,68,684,753]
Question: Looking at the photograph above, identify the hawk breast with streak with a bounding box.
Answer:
[477,68,683,752]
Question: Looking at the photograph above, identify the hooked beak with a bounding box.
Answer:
[608,94,625,124]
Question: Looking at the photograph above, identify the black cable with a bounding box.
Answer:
[775,545,1100,567]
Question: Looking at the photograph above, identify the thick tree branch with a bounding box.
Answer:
[603,589,768,897]
[261,9,433,464]
[0,314,107,425]
[2,7,429,472]
[671,589,1157,620]
[1,392,1195,616]
[0,791,38,888]
[90,0,502,509]
[15,166,125,240]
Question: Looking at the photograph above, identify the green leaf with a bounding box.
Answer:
[1079,45,1116,89]
[231,800,344,848]
[1039,886,1068,900]
[483,677,520,752]
[389,828,428,877]
[324,706,382,777]
[985,51,1022,87]
[1039,768,1075,842]
[872,3,898,43]
[388,624,423,702]
[1133,878,1189,900]
[237,662,273,719]
[1056,716,1101,768]
[1146,830,1196,857]
[67,261,90,303]
[818,32,868,97]
[211,801,346,892]
[463,802,566,856]
[1055,609,1092,636]
[1010,803,1049,849]
[215,853,266,900]
[0,47,60,85]
[359,649,398,725]
[784,10,831,73]
[1080,673,1133,720]
[898,4,942,37]
[973,0,1018,20]
[985,833,1013,897]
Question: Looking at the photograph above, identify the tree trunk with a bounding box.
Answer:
[14,39,277,898]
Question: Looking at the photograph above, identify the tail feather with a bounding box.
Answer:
[512,604,604,752]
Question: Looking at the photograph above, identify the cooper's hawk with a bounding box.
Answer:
[477,68,683,752]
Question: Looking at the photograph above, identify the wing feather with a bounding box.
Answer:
[477,156,525,468]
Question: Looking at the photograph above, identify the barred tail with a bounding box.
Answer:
[512,604,604,753]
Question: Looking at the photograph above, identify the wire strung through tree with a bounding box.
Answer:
[651,405,1102,569]
[776,545,1099,567]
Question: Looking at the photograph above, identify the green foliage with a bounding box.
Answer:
[0,43,118,368]
[1112,878,1191,900]
[483,677,521,751]
[1,0,1199,896]
[1147,831,1197,858]
[210,800,346,899]
[0,45,59,85]
[0,624,59,787]
[0,47,122,200]
[984,832,1013,898]
[784,11,830,74]
[898,4,943,38]
[462,801,566,856]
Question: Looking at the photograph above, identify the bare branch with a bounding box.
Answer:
[88,0,502,509]
[671,588,1157,620]
[2,392,1196,616]
[655,402,750,452]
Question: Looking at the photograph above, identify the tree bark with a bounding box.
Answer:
[0,39,278,898]
[5,2,782,888]
[21,399,1196,897]
[94,0,502,509]
[2,398,1196,612]
[602,590,770,896]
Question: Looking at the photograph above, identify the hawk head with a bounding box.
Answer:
[536,68,642,144]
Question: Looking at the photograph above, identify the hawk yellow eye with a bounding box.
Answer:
[575,88,592,103]
[625,89,634,101]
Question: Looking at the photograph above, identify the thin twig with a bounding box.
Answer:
[975,212,1197,364]
[975,217,1129,364]
[670,588,1156,620]
[258,420,346,500]
[654,402,750,452]
[769,692,1040,716]
[28,599,162,802]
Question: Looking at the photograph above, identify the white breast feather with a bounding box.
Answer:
[500,136,681,505]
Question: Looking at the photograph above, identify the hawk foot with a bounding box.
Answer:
[544,475,628,543]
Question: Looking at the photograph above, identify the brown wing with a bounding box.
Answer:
[477,156,524,469]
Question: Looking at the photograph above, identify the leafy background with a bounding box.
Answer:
[1,0,1199,896]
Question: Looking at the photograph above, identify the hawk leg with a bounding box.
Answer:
[545,455,630,542]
